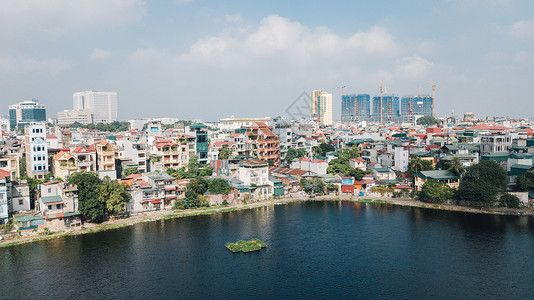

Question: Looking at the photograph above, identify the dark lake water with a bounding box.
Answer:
[2,201,534,299]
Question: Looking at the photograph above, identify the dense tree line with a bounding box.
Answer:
[69,121,130,132]
[68,172,131,222]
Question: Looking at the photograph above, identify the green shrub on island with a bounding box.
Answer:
[226,239,266,253]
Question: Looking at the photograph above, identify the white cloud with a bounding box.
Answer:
[510,20,534,38]
[0,0,146,35]
[0,55,70,75]
[90,48,115,61]
[181,15,397,67]
[396,56,434,79]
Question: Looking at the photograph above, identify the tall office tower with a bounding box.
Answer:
[8,100,46,130]
[400,96,434,122]
[372,95,401,123]
[25,123,49,179]
[341,94,371,123]
[73,91,118,124]
[311,90,332,126]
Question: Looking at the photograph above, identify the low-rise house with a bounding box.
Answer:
[414,170,460,191]
[373,167,396,181]
[350,157,367,171]
[239,159,273,200]
[9,180,30,213]
[38,182,81,230]
[0,170,9,224]
[291,157,328,175]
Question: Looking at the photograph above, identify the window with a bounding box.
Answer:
[56,204,61,210]
[18,199,23,205]
[48,205,52,210]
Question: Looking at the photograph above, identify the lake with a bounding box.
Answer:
[2,201,534,299]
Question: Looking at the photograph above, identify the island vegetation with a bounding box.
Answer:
[225,239,267,253]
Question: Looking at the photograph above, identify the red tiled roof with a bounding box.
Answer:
[73,145,96,153]
[0,169,10,179]
[312,159,326,163]
[213,141,235,147]
[46,134,58,139]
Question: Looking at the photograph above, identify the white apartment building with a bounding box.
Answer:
[219,117,271,131]
[480,134,511,155]
[25,123,49,179]
[73,91,118,124]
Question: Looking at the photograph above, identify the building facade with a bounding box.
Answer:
[400,96,433,122]
[9,100,46,129]
[311,90,332,126]
[372,95,401,123]
[25,123,49,179]
[341,94,371,123]
[73,91,118,124]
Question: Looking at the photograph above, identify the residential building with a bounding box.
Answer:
[52,151,78,181]
[480,134,511,155]
[341,94,371,123]
[414,170,460,191]
[190,123,209,164]
[394,146,410,172]
[72,145,97,172]
[350,157,367,171]
[122,141,148,173]
[311,90,332,126]
[291,157,328,175]
[251,122,280,165]
[25,123,49,179]
[0,149,20,179]
[219,117,271,131]
[372,95,401,123]
[73,91,118,124]
[9,99,46,129]
[9,181,30,213]
[400,95,433,122]
[96,141,116,172]
[0,170,9,224]
[238,159,272,200]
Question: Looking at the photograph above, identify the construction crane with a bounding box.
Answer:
[427,81,436,117]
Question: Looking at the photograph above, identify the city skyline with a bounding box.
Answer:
[1,0,533,121]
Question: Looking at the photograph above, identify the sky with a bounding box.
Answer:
[1,0,534,122]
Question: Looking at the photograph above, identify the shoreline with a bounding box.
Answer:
[1,195,533,248]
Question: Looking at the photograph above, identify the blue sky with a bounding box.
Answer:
[1,0,533,121]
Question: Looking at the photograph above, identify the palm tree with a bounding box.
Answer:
[448,157,465,177]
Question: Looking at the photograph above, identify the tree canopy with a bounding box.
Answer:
[98,176,131,215]
[418,179,455,203]
[456,161,507,206]
[408,156,434,176]
[69,172,105,222]
[284,147,307,165]
[338,146,360,160]
[208,178,231,195]
[123,167,139,177]
[69,121,130,132]
[300,178,325,195]
[517,171,534,191]
[218,144,232,160]
[313,143,335,156]
[416,116,440,126]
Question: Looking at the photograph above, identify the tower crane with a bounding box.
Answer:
[380,82,383,125]
[427,81,436,117]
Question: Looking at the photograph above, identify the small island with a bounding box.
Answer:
[225,239,266,253]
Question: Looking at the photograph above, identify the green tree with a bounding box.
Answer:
[218,144,232,159]
[416,116,439,126]
[69,172,105,222]
[285,147,307,165]
[187,155,200,177]
[208,178,231,195]
[339,146,360,160]
[98,177,131,215]
[517,171,534,191]
[123,167,139,177]
[408,156,434,176]
[500,193,520,208]
[418,180,455,203]
[447,157,465,177]
[166,167,188,179]
[198,164,213,177]
[319,143,335,155]
[327,157,351,175]
[456,161,507,206]
[435,159,452,171]
[184,177,209,208]
[300,178,325,195]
